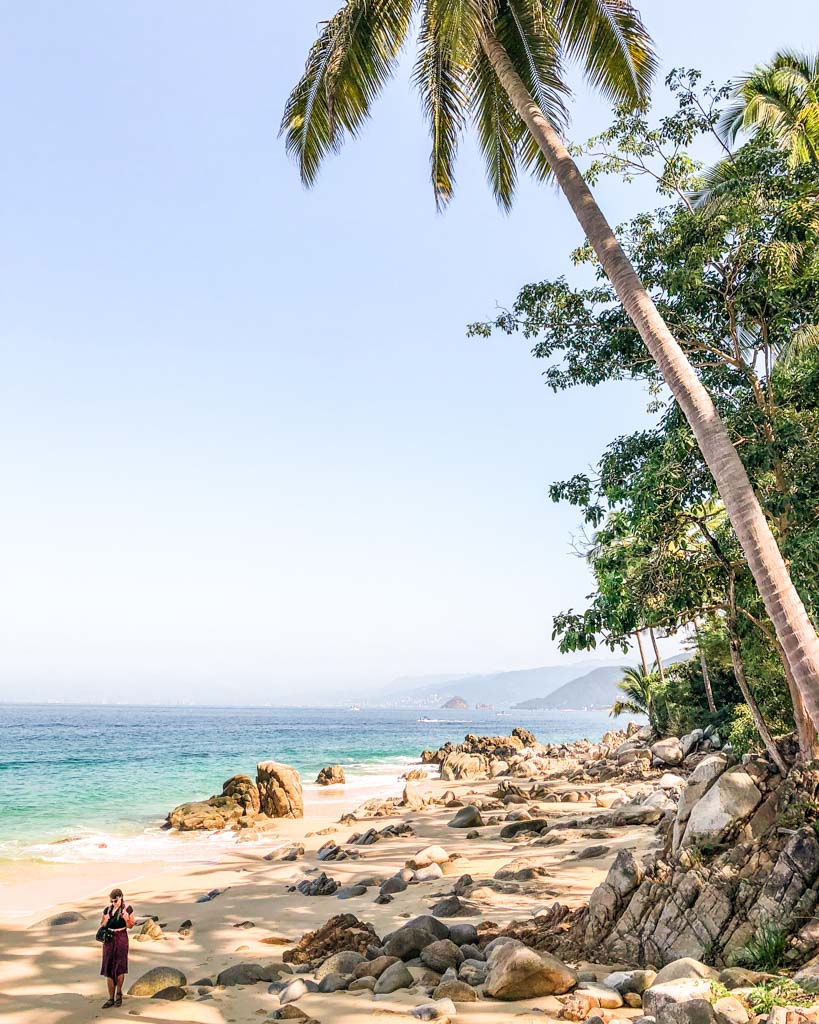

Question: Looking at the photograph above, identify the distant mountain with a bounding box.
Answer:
[379,660,612,708]
[512,665,625,710]
[512,654,691,711]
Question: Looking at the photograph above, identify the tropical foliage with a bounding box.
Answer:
[470,67,819,762]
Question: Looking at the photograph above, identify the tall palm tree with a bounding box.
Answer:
[719,49,819,168]
[611,664,660,729]
[282,1,819,730]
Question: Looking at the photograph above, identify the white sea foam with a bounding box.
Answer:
[3,760,429,865]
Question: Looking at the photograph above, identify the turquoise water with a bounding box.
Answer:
[0,704,616,861]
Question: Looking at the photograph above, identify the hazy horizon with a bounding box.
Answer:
[0,1,796,705]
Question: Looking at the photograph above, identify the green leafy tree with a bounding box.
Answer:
[472,72,819,760]
[283,10,819,722]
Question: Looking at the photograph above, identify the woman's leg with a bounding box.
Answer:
[116,974,125,998]
[106,978,115,998]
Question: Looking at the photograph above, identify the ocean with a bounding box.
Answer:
[0,703,618,864]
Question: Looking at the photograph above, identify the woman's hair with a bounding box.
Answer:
[109,888,123,901]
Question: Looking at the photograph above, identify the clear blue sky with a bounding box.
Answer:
[0,2,811,703]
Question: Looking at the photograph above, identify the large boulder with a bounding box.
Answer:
[652,738,684,766]
[373,961,414,994]
[681,766,762,847]
[257,761,304,818]
[440,752,489,781]
[483,940,577,1000]
[672,755,730,852]
[221,774,261,814]
[643,979,714,1018]
[316,765,346,786]
[128,967,188,997]
[448,805,484,829]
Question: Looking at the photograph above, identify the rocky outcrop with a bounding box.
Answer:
[257,761,304,818]
[221,773,261,813]
[315,765,346,786]
[442,696,468,709]
[165,774,262,831]
[582,763,819,967]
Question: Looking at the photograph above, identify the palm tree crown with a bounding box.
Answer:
[719,49,819,168]
[611,664,660,725]
[282,0,656,210]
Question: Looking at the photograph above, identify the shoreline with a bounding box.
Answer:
[0,761,421,922]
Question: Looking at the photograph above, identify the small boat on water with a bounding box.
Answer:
[349,704,361,712]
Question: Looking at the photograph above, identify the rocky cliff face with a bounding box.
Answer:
[579,750,819,969]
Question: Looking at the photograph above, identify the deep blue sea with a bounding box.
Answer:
[0,704,617,863]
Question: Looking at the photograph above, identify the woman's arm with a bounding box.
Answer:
[100,906,110,926]
[124,906,135,929]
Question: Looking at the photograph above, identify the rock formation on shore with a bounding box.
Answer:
[316,765,346,786]
[165,761,304,830]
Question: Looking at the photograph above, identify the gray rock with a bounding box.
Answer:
[448,923,478,946]
[421,939,464,973]
[348,976,377,991]
[681,767,762,848]
[448,805,484,829]
[434,979,477,1002]
[151,986,186,1001]
[484,940,577,999]
[385,926,440,960]
[657,999,716,1024]
[411,997,458,1019]
[337,884,368,899]
[459,959,488,986]
[643,979,714,1018]
[128,967,188,997]
[381,875,408,895]
[317,972,350,993]
[373,960,414,994]
[603,970,657,994]
[431,896,478,918]
[315,951,364,980]
[653,959,720,985]
[651,738,684,766]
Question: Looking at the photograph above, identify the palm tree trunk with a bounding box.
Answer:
[634,630,649,676]
[649,627,665,684]
[693,618,717,714]
[727,614,787,774]
[479,30,819,734]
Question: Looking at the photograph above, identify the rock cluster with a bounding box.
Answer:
[166,761,304,830]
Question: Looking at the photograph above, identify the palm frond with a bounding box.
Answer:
[281,0,414,186]
[555,0,657,108]
[412,0,474,209]
[492,0,569,184]
[469,46,521,211]
[719,49,819,167]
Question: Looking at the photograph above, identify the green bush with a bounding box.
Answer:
[733,922,789,971]
[747,979,815,1014]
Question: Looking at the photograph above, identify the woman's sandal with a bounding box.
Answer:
[114,995,123,1007]
[102,998,115,1008]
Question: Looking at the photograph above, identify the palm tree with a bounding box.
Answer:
[282,2,819,730]
[611,664,660,730]
[719,50,819,168]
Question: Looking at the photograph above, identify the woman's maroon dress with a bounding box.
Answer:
[100,904,131,979]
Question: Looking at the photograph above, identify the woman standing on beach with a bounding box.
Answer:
[99,888,135,1008]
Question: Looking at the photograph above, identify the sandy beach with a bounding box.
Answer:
[0,738,662,1024]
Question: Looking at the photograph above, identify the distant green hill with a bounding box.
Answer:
[512,654,690,711]
[512,665,625,710]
